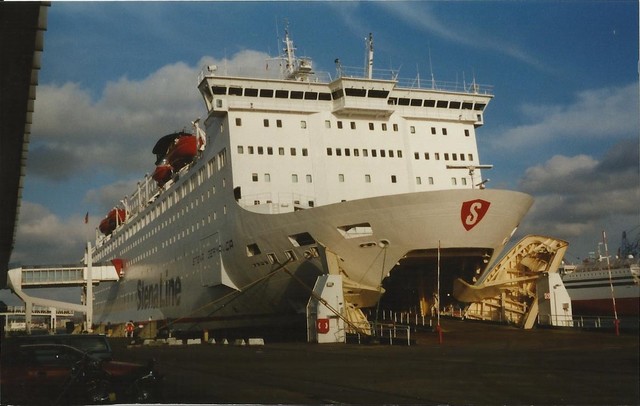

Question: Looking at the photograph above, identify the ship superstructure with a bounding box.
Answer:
[90,30,533,334]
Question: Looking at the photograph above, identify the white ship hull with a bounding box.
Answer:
[92,187,531,330]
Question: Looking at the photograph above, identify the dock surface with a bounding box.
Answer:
[110,320,639,405]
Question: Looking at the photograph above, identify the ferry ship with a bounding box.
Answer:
[561,258,640,316]
[90,30,533,333]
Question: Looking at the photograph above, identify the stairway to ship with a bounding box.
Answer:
[453,235,568,329]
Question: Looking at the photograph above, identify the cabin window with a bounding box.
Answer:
[460,153,465,161]
[474,103,486,111]
[452,153,458,161]
[327,148,333,156]
[468,153,474,161]
[288,232,316,247]
[237,146,244,154]
[339,174,345,182]
[436,100,448,108]
[444,153,449,161]
[465,129,470,137]
[368,89,389,98]
[263,119,269,127]
[461,178,467,186]
[290,91,303,99]
[264,173,271,182]
[306,174,312,183]
[393,124,398,131]
[302,148,308,156]
[462,102,473,110]
[410,126,415,134]
[292,174,298,183]
[350,121,356,130]
[244,88,258,97]
[354,149,360,157]
[369,123,374,131]
[345,148,351,157]
[363,149,369,157]
[275,90,288,98]
[428,177,434,185]
[229,87,242,96]
[248,146,254,154]
[258,146,264,155]
[300,120,307,129]
[451,177,457,186]
[431,127,436,135]
[389,150,394,158]
[304,91,318,100]
[284,250,297,261]
[267,147,273,155]
[449,101,461,109]
[411,99,422,106]
[442,128,448,135]
[391,175,397,183]
[319,92,332,100]
[345,88,366,97]
[212,86,226,95]
[416,177,422,185]
[371,150,377,157]
[397,150,402,158]
[331,89,344,100]
[435,153,440,160]
[365,174,371,183]
[277,119,282,128]
[279,147,285,155]
[336,148,342,156]
[325,120,331,128]
[414,152,419,160]
[337,121,343,129]
[246,243,261,257]
[380,150,386,158]
[235,118,242,126]
[398,98,410,106]
[337,222,373,239]
[290,148,297,156]
[266,253,278,264]
[260,89,273,98]
[381,123,387,131]
[424,99,436,107]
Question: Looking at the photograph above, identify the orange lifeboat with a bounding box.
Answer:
[166,134,198,170]
[99,208,126,235]
[152,160,173,187]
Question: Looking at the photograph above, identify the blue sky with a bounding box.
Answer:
[4,1,638,304]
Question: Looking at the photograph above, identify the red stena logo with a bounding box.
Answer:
[461,199,491,231]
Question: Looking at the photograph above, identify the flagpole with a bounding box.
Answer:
[437,240,443,344]
[602,230,620,335]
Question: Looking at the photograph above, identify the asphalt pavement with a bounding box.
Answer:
[109,319,639,405]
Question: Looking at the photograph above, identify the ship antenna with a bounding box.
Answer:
[366,33,374,79]
[283,22,296,77]
[428,44,435,89]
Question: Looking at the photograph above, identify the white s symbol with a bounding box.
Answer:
[465,202,482,226]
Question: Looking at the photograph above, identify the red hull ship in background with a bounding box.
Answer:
[561,231,640,317]
[151,131,202,187]
[99,130,203,235]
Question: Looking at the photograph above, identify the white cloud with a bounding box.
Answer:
[30,50,274,180]
[11,202,92,265]
[517,139,639,257]
[490,83,638,151]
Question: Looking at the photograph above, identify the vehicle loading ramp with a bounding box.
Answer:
[453,235,568,329]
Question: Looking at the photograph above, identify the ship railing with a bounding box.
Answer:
[337,65,493,95]
[537,313,639,331]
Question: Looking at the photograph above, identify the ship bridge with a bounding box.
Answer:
[7,250,120,333]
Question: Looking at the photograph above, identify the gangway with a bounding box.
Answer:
[7,242,119,333]
[453,235,569,329]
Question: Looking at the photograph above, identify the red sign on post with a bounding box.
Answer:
[316,318,330,334]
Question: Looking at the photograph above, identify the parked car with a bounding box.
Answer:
[6,333,113,360]
[0,343,162,405]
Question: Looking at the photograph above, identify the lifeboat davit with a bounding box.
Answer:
[99,208,126,235]
[152,160,173,187]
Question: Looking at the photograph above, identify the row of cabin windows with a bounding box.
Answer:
[210,85,487,111]
[236,117,467,137]
[249,172,467,187]
[414,152,474,162]
[327,148,403,158]
[237,145,308,156]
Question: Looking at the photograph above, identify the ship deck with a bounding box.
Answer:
[110,318,639,405]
